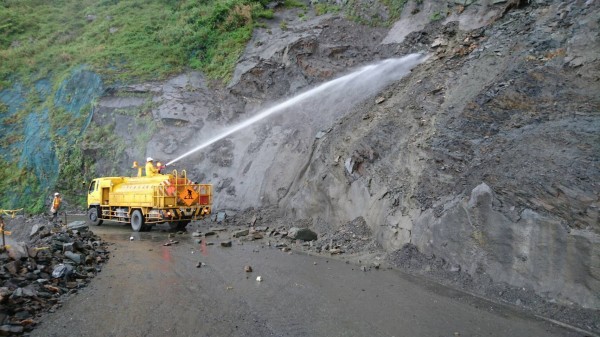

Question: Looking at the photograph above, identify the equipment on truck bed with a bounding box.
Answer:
[86,166,212,232]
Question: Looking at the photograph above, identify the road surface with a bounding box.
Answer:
[30,221,583,337]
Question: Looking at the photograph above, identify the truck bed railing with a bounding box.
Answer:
[150,169,212,208]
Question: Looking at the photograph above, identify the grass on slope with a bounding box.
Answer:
[0,0,274,212]
[0,0,274,88]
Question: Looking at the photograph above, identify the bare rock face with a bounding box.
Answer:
[412,183,600,309]
[270,0,598,310]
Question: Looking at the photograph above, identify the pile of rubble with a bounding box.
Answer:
[193,213,380,257]
[306,217,380,255]
[0,217,110,335]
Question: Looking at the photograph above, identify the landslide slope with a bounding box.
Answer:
[2,0,598,327]
[274,0,600,313]
[122,0,599,314]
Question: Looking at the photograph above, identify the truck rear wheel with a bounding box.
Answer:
[87,207,103,226]
[131,210,145,232]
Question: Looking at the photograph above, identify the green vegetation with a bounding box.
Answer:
[381,0,408,23]
[54,138,91,208]
[0,0,276,87]
[113,96,155,117]
[284,0,307,10]
[345,0,407,27]
[134,118,159,154]
[430,11,444,21]
[314,4,341,16]
[0,147,52,213]
[280,20,289,30]
[3,0,390,213]
[80,119,127,176]
[0,0,281,212]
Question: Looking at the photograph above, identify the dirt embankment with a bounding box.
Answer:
[89,0,598,323]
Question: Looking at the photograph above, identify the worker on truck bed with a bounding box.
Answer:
[156,161,166,174]
[50,192,62,223]
[145,157,159,177]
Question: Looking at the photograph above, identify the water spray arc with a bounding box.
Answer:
[166,53,428,166]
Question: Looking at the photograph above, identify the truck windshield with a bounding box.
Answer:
[88,180,96,194]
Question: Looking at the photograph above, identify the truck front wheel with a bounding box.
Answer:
[87,207,103,226]
[131,210,145,232]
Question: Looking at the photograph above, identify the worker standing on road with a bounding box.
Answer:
[50,192,62,223]
[145,157,159,177]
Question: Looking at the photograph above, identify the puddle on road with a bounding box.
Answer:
[101,229,196,244]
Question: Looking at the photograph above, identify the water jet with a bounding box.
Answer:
[167,53,428,166]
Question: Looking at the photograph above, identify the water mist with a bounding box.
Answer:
[166,53,428,166]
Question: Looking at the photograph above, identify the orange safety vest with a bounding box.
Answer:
[52,196,61,210]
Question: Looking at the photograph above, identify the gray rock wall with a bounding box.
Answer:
[275,0,600,309]
[412,183,600,309]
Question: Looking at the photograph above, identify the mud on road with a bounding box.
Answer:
[28,220,584,337]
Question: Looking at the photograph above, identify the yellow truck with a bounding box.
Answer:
[86,169,212,231]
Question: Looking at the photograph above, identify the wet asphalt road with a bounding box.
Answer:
[30,221,583,337]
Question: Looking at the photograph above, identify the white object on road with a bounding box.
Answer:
[256,276,262,282]
[130,236,134,241]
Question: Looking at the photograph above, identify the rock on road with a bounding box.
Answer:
[30,223,582,337]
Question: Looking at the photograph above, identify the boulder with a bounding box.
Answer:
[6,241,27,261]
[67,221,89,232]
[233,229,249,238]
[288,227,318,241]
[64,251,82,264]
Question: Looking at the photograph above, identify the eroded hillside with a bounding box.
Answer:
[96,0,600,314]
[1,0,598,330]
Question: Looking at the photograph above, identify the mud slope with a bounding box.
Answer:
[93,0,599,313]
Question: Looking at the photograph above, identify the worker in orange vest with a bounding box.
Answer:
[51,192,62,223]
